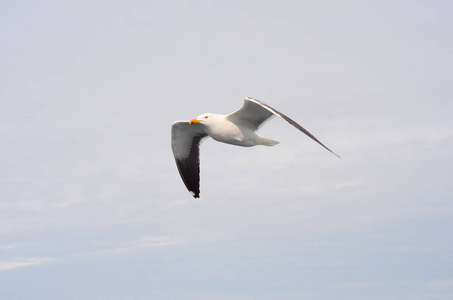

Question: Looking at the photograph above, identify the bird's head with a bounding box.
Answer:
[189,113,215,125]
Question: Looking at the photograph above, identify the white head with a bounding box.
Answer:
[189,113,220,125]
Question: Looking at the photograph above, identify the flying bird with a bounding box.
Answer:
[171,97,340,198]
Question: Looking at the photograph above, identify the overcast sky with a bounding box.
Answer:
[1,0,452,299]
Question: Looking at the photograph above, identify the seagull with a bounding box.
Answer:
[171,97,340,198]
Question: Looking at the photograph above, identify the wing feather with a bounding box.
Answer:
[226,98,275,131]
[229,97,340,158]
[171,121,209,198]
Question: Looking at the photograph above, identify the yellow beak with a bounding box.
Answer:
[189,119,200,124]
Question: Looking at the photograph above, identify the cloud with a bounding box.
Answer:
[335,282,380,289]
[429,280,453,289]
[0,245,18,250]
[396,280,453,289]
[101,236,183,254]
[0,257,53,271]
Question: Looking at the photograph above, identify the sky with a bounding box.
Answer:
[1,0,452,299]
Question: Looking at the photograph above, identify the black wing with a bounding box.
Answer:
[171,121,209,198]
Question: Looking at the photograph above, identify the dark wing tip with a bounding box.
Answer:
[246,97,341,158]
[325,148,341,159]
[175,158,202,198]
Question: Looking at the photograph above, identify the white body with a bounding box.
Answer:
[199,114,279,147]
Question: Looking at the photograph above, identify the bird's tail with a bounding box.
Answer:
[258,136,280,146]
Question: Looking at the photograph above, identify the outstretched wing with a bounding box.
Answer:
[226,97,275,131]
[171,121,209,198]
[228,97,340,158]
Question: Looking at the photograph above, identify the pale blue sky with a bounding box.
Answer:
[1,1,452,299]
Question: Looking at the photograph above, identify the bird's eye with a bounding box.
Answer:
[204,116,209,119]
